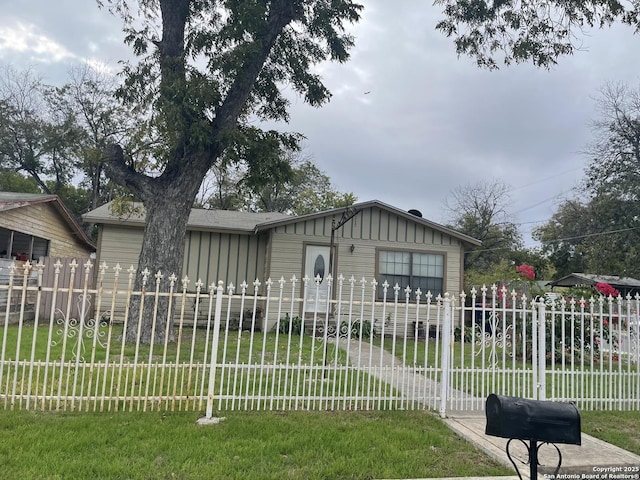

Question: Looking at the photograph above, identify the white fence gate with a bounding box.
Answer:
[1,261,639,415]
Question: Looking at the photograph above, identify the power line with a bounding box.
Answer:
[535,225,640,245]
[511,188,574,215]
[463,225,640,254]
[509,166,583,192]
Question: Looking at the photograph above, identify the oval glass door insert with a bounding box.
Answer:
[313,255,325,281]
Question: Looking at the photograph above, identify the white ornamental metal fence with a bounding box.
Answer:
[451,285,640,412]
[1,260,639,416]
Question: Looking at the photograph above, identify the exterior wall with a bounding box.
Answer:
[183,230,267,289]
[96,224,267,321]
[93,206,468,334]
[0,203,91,260]
[264,206,467,332]
[96,224,143,272]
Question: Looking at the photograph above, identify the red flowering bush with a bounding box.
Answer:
[595,282,620,298]
[516,264,535,280]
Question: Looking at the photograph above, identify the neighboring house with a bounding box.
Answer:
[84,200,480,330]
[548,273,640,298]
[0,192,96,323]
[0,192,95,262]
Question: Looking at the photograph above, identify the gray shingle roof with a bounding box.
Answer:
[549,273,640,289]
[0,192,58,212]
[83,201,290,233]
[83,199,482,245]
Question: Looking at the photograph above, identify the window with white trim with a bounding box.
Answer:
[377,251,444,298]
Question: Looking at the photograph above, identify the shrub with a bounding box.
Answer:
[276,313,303,335]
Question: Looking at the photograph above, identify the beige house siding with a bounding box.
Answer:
[96,224,268,323]
[97,224,143,271]
[97,226,267,286]
[267,206,462,291]
[183,230,267,288]
[90,203,473,332]
[263,206,465,332]
[0,203,91,260]
[92,225,144,319]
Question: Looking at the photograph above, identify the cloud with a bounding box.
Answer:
[1,0,638,247]
[0,23,75,63]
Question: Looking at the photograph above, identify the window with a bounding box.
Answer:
[378,250,444,298]
[0,228,49,261]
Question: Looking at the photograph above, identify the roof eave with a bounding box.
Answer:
[1,195,95,251]
[254,200,482,246]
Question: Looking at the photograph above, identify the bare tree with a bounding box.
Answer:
[445,179,522,271]
[0,66,78,194]
[585,82,640,201]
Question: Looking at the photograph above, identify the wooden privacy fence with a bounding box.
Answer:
[0,260,639,415]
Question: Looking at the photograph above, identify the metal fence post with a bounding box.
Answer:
[200,281,225,422]
[538,299,547,401]
[439,293,452,417]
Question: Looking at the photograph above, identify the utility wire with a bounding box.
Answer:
[463,225,640,254]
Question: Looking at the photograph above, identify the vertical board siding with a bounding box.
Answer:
[264,207,464,331]
[100,226,267,318]
[94,206,465,328]
[267,207,464,296]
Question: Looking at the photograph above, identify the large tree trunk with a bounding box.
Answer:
[104,0,302,343]
[102,141,210,344]
[125,192,193,343]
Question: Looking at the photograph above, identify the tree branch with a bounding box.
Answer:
[212,1,301,143]
[103,143,154,199]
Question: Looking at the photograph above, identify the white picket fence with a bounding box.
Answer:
[1,260,639,415]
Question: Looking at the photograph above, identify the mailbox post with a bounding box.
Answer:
[485,394,581,479]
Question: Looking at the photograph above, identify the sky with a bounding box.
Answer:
[1,1,639,246]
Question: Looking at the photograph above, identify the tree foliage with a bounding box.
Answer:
[0,65,145,224]
[0,67,79,194]
[199,148,356,215]
[533,195,640,278]
[535,83,640,278]
[95,0,363,343]
[63,65,144,210]
[0,170,42,194]
[585,82,640,200]
[434,0,640,69]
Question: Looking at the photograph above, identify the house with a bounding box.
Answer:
[0,192,95,262]
[84,200,480,331]
[548,273,640,298]
[0,192,96,323]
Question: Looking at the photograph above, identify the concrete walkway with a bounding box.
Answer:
[443,412,640,478]
[339,339,640,479]
[339,337,480,411]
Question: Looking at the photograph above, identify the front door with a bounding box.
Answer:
[304,245,331,314]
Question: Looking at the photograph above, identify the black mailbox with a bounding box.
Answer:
[485,394,581,445]
[485,394,581,479]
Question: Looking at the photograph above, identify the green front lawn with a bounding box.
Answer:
[0,409,511,480]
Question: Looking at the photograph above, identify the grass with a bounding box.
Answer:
[0,409,637,479]
[581,410,640,456]
[381,335,639,406]
[0,323,396,412]
[0,409,512,480]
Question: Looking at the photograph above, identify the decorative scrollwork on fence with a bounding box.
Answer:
[474,312,514,368]
[313,319,378,360]
[50,294,108,362]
